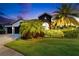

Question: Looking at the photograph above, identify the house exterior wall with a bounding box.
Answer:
[42,22,49,30]
[12,20,23,27]
[5,25,12,27]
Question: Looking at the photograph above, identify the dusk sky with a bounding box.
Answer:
[0,3,61,20]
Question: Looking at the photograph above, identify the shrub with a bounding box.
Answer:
[20,20,45,39]
[62,29,78,38]
[44,30,64,38]
[0,25,5,34]
[0,29,5,34]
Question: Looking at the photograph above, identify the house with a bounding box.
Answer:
[4,19,23,34]
[0,16,23,34]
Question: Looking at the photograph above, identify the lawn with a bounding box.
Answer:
[5,38,79,56]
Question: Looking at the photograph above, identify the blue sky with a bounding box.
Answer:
[0,3,61,20]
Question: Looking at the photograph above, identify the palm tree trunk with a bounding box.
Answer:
[49,22,51,29]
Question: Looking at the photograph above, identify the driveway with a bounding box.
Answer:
[0,34,23,56]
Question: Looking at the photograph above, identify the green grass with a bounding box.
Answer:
[5,38,79,56]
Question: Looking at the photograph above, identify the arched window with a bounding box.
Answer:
[42,22,49,30]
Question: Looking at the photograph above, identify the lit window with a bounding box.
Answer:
[42,22,49,30]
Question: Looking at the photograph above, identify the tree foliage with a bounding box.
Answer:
[20,20,45,39]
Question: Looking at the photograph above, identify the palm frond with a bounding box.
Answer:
[52,3,79,27]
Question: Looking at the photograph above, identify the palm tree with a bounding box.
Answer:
[52,4,79,28]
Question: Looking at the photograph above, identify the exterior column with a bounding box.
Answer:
[12,26,14,34]
[4,27,7,34]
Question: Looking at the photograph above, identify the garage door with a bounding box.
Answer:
[14,27,19,34]
[7,27,12,34]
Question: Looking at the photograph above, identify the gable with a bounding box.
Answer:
[12,20,23,27]
[38,13,52,22]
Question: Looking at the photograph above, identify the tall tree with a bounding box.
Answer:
[52,3,79,28]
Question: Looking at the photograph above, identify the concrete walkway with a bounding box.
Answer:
[0,34,23,56]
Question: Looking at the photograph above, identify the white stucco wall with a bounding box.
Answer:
[74,17,79,22]
[4,25,12,27]
[12,20,23,27]
[42,22,49,30]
